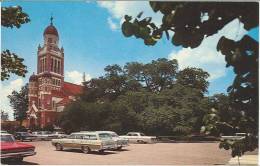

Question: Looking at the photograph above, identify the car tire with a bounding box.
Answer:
[98,149,105,154]
[14,157,23,162]
[116,146,122,150]
[137,140,146,144]
[81,146,90,154]
[55,143,63,151]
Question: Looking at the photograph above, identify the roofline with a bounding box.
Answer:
[64,81,83,87]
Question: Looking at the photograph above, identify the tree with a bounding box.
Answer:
[121,2,258,157]
[60,58,210,136]
[1,6,30,80]
[8,83,29,125]
[176,67,209,95]
[1,110,9,121]
[124,58,178,92]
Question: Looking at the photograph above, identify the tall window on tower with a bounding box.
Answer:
[51,57,61,74]
[40,57,47,73]
[57,61,60,74]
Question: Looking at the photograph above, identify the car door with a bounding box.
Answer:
[63,134,76,148]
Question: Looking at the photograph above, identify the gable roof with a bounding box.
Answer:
[56,97,71,106]
[63,82,83,96]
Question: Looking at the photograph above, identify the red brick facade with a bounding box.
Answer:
[26,20,82,128]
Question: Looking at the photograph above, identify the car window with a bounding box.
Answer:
[132,134,138,136]
[68,134,76,139]
[83,134,97,140]
[111,133,118,137]
[21,132,30,136]
[127,133,132,136]
[99,133,112,140]
[1,135,15,142]
[75,135,84,139]
[140,133,145,136]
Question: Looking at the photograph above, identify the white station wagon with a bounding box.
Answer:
[51,131,116,153]
[120,132,156,144]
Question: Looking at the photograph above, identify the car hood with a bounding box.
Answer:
[1,142,34,151]
[113,137,128,141]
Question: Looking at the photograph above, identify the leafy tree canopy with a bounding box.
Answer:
[121,1,258,157]
[1,6,30,80]
[59,58,210,136]
[8,83,29,125]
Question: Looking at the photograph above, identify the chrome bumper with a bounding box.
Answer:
[1,151,36,159]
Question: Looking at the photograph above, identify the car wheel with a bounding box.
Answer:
[55,143,63,151]
[14,157,23,162]
[137,140,146,144]
[116,146,122,150]
[98,149,105,154]
[81,146,90,154]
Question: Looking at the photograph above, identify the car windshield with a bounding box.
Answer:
[42,131,52,134]
[110,133,118,137]
[99,133,112,140]
[21,132,32,136]
[1,135,15,142]
[140,133,145,136]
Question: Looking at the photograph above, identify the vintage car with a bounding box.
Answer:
[120,132,156,144]
[14,132,37,142]
[1,130,8,134]
[97,131,129,150]
[52,131,68,138]
[51,131,116,153]
[32,131,56,141]
[0,133,36,162]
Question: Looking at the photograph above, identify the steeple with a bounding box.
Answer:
[50,15,53,25]
[83,72,86,83]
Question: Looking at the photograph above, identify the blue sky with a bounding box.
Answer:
[1,1,259,119]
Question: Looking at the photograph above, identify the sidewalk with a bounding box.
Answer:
[228,154,258,165]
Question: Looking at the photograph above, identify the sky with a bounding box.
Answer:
[1,1,259,120]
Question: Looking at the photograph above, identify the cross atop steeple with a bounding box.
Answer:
[50,15,53,25]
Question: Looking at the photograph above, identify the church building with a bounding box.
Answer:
[26,18,83,128]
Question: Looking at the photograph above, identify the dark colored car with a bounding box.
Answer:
[14,132,37,142]
[1,133,36,162]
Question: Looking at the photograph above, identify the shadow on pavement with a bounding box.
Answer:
[1,160,39,165]
[60,149,117,155]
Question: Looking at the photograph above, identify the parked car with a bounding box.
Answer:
[97,131,129,150]
[52,131,68,138]
[14,132,37,142]
[0,133,36,162]
[120,132,156,144]
[51,131,116,153]
[1,130,8,134]
[32,131,56,141]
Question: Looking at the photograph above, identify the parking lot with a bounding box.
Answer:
[3,141,231,165]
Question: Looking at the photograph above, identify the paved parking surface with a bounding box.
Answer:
[2,141,231,165]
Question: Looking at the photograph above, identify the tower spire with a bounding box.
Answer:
[83,72,86,83]
[50,15,53,25]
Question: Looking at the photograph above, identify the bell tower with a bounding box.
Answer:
[37,17,64,93]
[35,17,64,114]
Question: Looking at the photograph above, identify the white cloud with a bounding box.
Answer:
[65,70,91,85]
[169,19,247,81]
[107,17,118,31]
[0,78,24,120]
[98,1,163,30]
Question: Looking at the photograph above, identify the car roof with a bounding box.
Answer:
[1,133,12,136]
[72,132,97,135]
[127,132,142,134]
[95,131,116,134]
